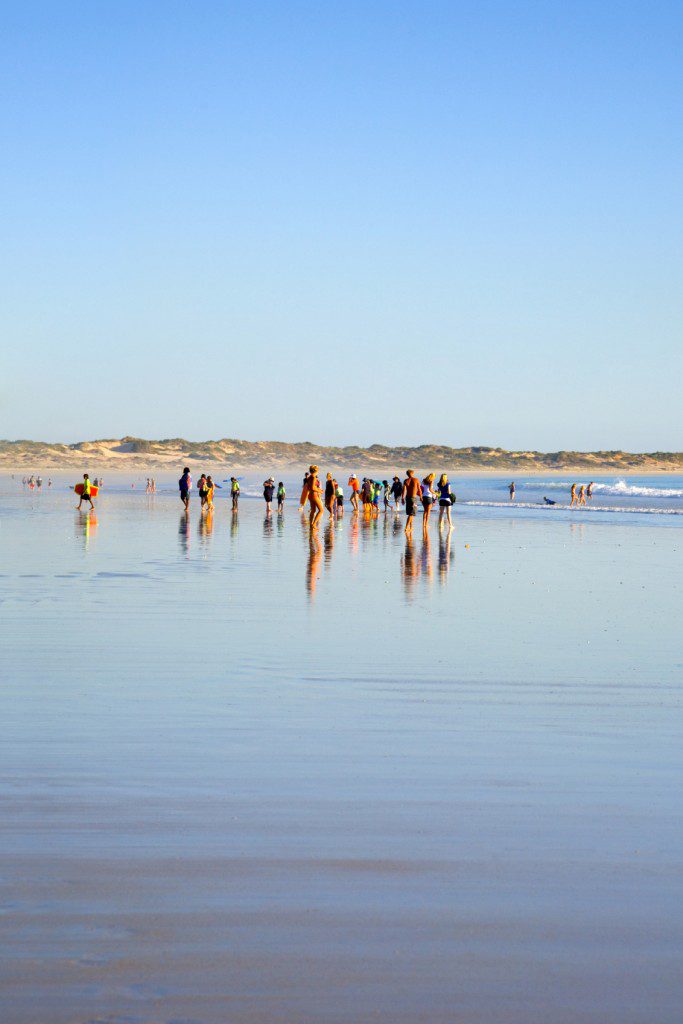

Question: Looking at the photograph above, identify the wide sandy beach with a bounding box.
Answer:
[1,475,681,1022]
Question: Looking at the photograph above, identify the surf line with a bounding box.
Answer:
[460,501,682,516]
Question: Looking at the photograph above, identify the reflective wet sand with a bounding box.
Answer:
[1,483,681,1023]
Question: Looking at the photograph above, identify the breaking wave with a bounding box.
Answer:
[463,500,682,515]
[521,478,683,498]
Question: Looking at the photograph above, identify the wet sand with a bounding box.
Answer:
[1,484,681,1022]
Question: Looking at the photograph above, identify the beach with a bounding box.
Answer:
[1,475,682,1023]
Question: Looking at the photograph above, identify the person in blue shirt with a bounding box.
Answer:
[179,467,191,510]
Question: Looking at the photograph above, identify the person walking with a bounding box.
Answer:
[402,470,422,536]
[509,481,516,500]
[421,473,436,532]
[305,465,324,528]
[390,476,403,511]
[76,473,95,511]
[437,473,454,528]
[179,467,191,510]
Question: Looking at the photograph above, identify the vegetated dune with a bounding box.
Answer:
[1,436,681,472]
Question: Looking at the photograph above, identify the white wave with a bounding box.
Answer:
[462,500,682,516]
[521,478,683,498]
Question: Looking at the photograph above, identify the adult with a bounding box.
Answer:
[437,473,453,528]
[263,477,275,513]
[421,473,436,530]
[305,465,324,528]
[586,482,594,500]
[348,474,360,513]
[324,473,336,518]
[570,483,577,507]
[509,481,516,500]
[402,470,422,536]
[179,467,191,510]
[76,473,95,511]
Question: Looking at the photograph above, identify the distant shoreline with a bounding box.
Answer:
[1,436,681,473]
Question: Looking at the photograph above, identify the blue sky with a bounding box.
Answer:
[2,1,681,450]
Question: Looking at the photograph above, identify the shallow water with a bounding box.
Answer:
[1,479,682,1023]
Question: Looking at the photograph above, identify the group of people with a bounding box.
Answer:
[178,469,245,512]
[508,480,596,507]
[175,466,458,535]
[21,475,51,489]
[299,468,456,534]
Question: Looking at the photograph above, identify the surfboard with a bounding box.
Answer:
[74,484,99,497]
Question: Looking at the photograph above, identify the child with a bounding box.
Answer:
[277,481,286,512]
[205,475,215,510]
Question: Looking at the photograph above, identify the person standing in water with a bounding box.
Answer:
[179,467,191,510]
[348,474,360,513]
[277,481,286,513]
[263,477,275,514]
[305,465,324,528]
[76,473,95,511]
[324,473,336,518]
[509,481,516,500]
[570,483,578,506]
[437,473,453,528]
[402,470,421,537]
[205,476,215,511]
[230,477,240,510]
[391,476,403,510]
[586,482,594,500]
[421,473,436,532]
[578,484,586,506]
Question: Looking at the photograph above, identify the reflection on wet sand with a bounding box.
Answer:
[438,527,453,583]
[198,509,214,542]
[75,510,97,549]
[306,530,322,600]
[401,536,420,599]
[323,519,336,565]
[178,513,190,555]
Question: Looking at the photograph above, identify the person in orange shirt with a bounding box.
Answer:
[348,474,360,513]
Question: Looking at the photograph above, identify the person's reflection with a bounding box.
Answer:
[230,509,239,538]
[178,513,190,555]
[420,531,433,586]
[263,513,273,537]
[401,535,420,600]
[306,530,323,600]
[438,527,453,584]
[348,513,359,558]
[323,518,335,566]
[75,510,98,549]
[198,508,214,543]
[570,522,585,542]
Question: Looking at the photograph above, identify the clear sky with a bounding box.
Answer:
[2,1,682,450]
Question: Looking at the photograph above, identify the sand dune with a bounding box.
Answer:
[1,435,681,472]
